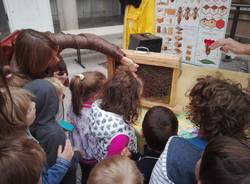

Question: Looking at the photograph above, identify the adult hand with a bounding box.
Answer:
[210,38,249,55]
[57,139,74,161]
[53,71,68,84]
[120,56,139,72]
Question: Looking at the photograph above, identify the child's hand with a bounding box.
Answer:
[121,147,131,157]
[57,139,74,161]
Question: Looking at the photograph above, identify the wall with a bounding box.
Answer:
[226,6,250,41]
[50,0,121,21]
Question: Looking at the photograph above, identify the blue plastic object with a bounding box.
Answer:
[58,120,74,132]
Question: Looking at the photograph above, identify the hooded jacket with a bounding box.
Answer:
[24,79,80,184]
[89,101,137,160]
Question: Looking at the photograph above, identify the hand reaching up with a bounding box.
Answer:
[57,139,74,161]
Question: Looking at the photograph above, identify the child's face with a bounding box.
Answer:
[26,101,36,126]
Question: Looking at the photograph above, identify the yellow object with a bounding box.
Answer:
[123,0,155,49]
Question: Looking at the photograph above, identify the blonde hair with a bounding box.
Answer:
[45,77,65,98]
[0,87,33,138]
[87,156,144,184]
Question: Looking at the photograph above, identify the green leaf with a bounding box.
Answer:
[200,59,215,65]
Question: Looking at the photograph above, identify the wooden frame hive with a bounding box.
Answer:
[107,49,181,109]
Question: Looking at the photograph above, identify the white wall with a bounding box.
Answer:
[3,0,54,32]
[50,0,121,21]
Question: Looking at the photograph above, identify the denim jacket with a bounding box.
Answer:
[26,130,72,184]
[42,157,72,184]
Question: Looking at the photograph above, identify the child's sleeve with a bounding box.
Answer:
[107,134,129,156]
[42,157,71,184]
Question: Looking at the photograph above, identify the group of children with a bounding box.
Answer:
[0,62,250,184]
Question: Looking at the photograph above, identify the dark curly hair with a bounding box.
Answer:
[101,68,142,124]
[187,75,250,140]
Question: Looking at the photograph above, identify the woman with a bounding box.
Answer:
[1,29,138,83]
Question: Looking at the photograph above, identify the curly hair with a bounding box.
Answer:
[101,68,142,124]
[187,75,250,140]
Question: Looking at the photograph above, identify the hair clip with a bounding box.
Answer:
[6,73,13,79]
[76,74,85,80]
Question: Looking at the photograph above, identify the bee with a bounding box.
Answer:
[184,7,191,21]
[177,7,183,24]
[193,7,199,20]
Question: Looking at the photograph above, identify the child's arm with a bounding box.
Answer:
[107,134,129,157]
[42,140,74,184]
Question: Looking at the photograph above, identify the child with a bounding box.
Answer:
[24,79,81,184]
[0,86,74,184]
[0,138,45,184]
[67,71,106,183]
[45,77,65,101]
[137,106,178,184]
[150,75,250,184]
[45,77,66,121]
[67,71,106,159]
[87,155,144,184]
[89,68,143,160]
[197,136,250,184]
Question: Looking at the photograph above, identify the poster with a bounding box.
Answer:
[155,0,232,67]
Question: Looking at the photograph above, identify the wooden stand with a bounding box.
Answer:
[108,49,181,110]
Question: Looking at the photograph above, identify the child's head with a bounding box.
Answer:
[187,75,250,140]
[87,155,144,184]
[0,87,34,138]
[45,77,65,102]
[0,138,45,184]
[69,71,106,116]
[142,106,178,152]
[101,68,143,124]
[197,136,250,184]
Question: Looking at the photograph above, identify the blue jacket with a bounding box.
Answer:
[150,136,207,184]
[42,157,71,184]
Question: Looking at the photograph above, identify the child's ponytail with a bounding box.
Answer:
[0,65,29,88]
[69,74,85,116]
[69,71,106,116]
